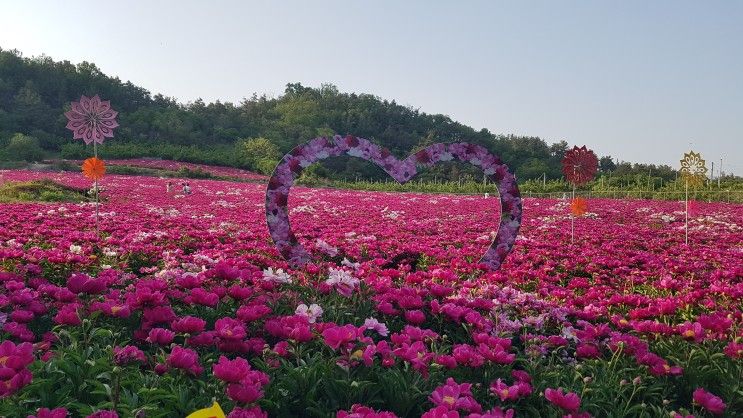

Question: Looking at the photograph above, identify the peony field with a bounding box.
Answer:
[0,167,740,418]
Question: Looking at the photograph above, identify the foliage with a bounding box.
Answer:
[0,48,689,182]
[0,179,89,202]
[236,137,280,174]
[1,133,45,162]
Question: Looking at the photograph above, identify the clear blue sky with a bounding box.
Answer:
[1,1,741,174]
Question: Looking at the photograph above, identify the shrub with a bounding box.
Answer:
[2,133,44,162]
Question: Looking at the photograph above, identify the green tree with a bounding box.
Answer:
[599,156,616,173]
[3,133,44,162]
[237,137,280,173]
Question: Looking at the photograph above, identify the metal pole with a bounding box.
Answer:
[718,158,722,187]
[94,141,99,237]
[571,182,575,244]
[685,179,688,245]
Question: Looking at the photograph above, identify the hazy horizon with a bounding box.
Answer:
[1,1,741,174]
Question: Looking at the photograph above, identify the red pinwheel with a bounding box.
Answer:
[562,146,598,186]
[64,95,119,144]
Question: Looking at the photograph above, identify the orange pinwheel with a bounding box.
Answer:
[82,157,106,181]
[570,198,588,216]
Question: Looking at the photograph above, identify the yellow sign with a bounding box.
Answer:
[186,401,225,418]
[679,151,707,188]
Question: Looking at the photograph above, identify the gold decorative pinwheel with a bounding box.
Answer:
[679,151,707,188]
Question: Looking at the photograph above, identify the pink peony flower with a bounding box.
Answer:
[322,324,360,351]
[362,318,389,337]
[295,303,323,323]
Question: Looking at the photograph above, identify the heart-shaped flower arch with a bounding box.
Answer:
[265,135,522,271]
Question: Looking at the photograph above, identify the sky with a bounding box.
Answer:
[1,1,741,174]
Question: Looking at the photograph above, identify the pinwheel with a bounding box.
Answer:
[562,146,598,243]
[570,197,588,216]
[679,151,708,244]
[65,95,119,234]
[82,157,106,181]
[562,146,598,186]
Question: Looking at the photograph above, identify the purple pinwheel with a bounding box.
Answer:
[64,95,119,144]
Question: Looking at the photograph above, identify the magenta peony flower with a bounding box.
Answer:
[227,383,264,404]
[147,328,175,345]
[215,317,247,340]
[228,406,268,418]
[723,341,743,359]
[336,404,399,417]
[85,411,118,418]
[53,305,81,326]
[113,345,146,365]
[67,273,107,294]
[27,407,68,418]
[404,310,426,325]
[575,343,601,359]
[544,388,581,412]
[64,95,118,144]
[429,377,482,413]
[171,316,207,334]
[166,345,202,375]
[421,405,460,418]
[692,388,726,415]
[213,355,251,383]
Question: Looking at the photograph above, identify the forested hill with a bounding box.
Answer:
[0,47,673,181]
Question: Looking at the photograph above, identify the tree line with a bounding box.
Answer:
[0,47,682,183]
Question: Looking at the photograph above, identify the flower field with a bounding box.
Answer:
[0,169,740,417]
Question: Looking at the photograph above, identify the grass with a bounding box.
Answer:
[0,179,91,203]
